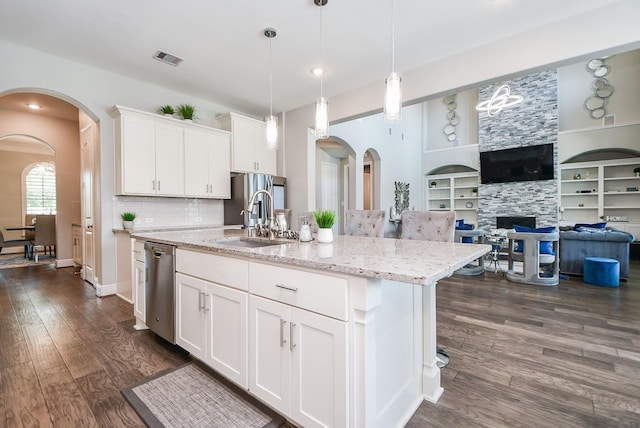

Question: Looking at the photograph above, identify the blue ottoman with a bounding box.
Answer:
[583,257,620,287]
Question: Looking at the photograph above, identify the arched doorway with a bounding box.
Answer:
[0,135,55,254]
[0,90,98,284]
[316,137,356,234]
[363,148,381,210]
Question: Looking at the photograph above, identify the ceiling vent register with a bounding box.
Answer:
[153,51,184,66]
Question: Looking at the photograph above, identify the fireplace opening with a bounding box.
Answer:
[496,216,536,229]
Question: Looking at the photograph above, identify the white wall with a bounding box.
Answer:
[559,49,640,131]
[0,39,241,288]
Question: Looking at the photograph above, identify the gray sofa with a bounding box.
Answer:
[559,227,635,279]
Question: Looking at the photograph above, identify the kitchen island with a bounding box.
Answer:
[132,228,490,428]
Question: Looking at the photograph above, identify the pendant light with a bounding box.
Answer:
[384,0,402,122]
[264,28,278,150]
[314,0,329,139]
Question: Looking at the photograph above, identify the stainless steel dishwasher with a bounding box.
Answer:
[144,241,176,344]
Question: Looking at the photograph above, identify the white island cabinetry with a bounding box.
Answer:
[175,249,249,388]
[249,263,348,428]
[131,229,490,428]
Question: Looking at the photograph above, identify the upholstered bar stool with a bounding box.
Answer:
[344,210,386,238]
[454,229,486,275]
[506,230,559,286]
[399,210,456,241]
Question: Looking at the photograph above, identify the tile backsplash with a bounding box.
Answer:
[113,196,225,229]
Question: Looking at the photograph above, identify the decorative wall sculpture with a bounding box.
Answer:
[443,94,459,144]
[394,181,410,217]
[584,57,614,120]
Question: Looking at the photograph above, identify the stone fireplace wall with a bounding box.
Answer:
[478,70,559,231]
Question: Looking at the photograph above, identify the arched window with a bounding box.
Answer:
[25,162,56,214]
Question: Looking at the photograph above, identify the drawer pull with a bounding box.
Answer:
[290,322,296,351]
[275,283,298,292]
[280,319,287,347]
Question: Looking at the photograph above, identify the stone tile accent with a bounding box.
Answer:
[478,70,559,231]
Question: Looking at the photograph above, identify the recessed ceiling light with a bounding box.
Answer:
[311,67,325,76]
[27,103,41,110]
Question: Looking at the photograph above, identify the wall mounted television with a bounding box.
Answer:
[480,143,554,184]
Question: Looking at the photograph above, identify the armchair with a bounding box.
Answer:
[506,230,559,286]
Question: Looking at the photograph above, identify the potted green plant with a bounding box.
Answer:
[430,181,437,188]
[472,187,478,194]
[177,104,196,121]
[158,105,174,116]
[121,212,136,230]
[314,210,335,243]
[634,167,640,177]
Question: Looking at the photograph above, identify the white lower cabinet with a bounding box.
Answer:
[249,294,348,428]
[176,273,208,360]
[175,272,248,388]
[133,259,146,322]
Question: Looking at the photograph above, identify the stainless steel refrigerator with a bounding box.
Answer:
[224,173,286,228]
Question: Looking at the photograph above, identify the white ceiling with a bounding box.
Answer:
[0,0,621,118]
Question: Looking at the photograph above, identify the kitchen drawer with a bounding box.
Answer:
[133,240,145,262]
[176,249,249,291]
[249,262,348,321]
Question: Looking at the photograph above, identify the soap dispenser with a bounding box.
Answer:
[299,216,312,242]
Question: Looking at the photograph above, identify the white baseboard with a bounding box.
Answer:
[56,258,75,268]
[96,282,117,297]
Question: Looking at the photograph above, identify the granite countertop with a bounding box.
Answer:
[113,224,242,234]
[132,228,491,286]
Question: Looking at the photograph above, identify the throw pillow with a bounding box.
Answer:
[575,222,606,229]
[513,224,556,255]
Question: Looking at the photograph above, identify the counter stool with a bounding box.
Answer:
[584,257,620,287]
[454,230,486,275]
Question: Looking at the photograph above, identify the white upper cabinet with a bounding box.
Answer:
[217,112,277,175]
[111,105,231,198]
[184,128,231,198]
[154,122,185,196]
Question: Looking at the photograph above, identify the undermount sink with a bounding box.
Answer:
[216,238,283,248]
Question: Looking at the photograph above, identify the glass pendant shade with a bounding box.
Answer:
[384,72,402,122]
[265,115,278,150]
[315,97,329,139]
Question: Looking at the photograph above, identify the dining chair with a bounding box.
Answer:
[399,210,456,242]
[31,215,57,262]
[343,210,386,238]
[0,231,32,256]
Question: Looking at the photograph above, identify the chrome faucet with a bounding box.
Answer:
[246,189,276,240]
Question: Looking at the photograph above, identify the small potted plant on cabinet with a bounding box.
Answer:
[634,167,640,177]
[177,104,196,121]
[430,181,437,188]
[121,212,136,230]
[158,105,174,116]
[314,210,335,243]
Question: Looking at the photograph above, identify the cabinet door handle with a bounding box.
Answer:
[158,180,161,191]
[290,322,296,351]
[280,319,287,347]
[198,291,203,311]
[203,294,210,312]
[152,180,156,190]
[275,283,298,292]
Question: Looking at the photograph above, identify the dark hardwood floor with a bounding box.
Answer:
[1,260,638,427]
